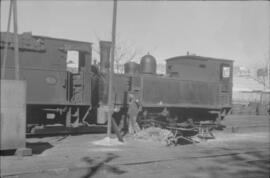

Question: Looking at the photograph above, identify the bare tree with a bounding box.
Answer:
[92,34,145,73]
[255,67,268,90]
[248,57,270,90]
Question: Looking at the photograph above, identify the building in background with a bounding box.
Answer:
[233,66,251,77]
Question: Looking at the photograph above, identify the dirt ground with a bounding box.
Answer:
[1,115,269,178]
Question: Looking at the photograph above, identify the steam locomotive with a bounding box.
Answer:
[98,46,233,127]
[0,32,233,135]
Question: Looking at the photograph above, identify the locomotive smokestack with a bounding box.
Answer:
[99,41,112,73]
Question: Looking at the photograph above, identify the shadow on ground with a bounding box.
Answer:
[81,153,126,178]
[0,142,53,156]
[188,150,270,178]
[26,142,53,155]
[0,149,16,156]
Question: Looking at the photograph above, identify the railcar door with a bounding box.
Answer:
[65,71,83,104]
[66,50,91,105]
[219,63,233,108]
[66,71,74,102]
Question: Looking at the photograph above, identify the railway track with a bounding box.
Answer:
[117,147,269,166]
[3,147,268,178]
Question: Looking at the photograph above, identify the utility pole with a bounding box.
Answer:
[107,0,117,138]
[13,0,20,80]
[268,3,270,90]
[267,63,270,90]
[1,1,13,79]
[1,0,19,80]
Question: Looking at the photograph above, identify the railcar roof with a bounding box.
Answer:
[34,35,92,45]
[0,32,92,45]
[166,55,234,63]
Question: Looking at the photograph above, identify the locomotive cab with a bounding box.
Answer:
[165,54,233,121]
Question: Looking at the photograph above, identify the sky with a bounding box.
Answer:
[1,0,269,68]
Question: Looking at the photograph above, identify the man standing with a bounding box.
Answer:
[128,95,141,134]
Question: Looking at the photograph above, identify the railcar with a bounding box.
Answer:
[0,32,94,134]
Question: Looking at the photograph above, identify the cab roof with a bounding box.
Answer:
[166,55,234,63]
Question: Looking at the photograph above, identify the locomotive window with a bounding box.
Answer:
[67,50,79,73]
[221,65,230,78]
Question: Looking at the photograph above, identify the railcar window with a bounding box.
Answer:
[67,50,79,73]
[222,65,230,78]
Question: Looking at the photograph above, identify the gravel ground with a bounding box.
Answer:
[1,115,269,178]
